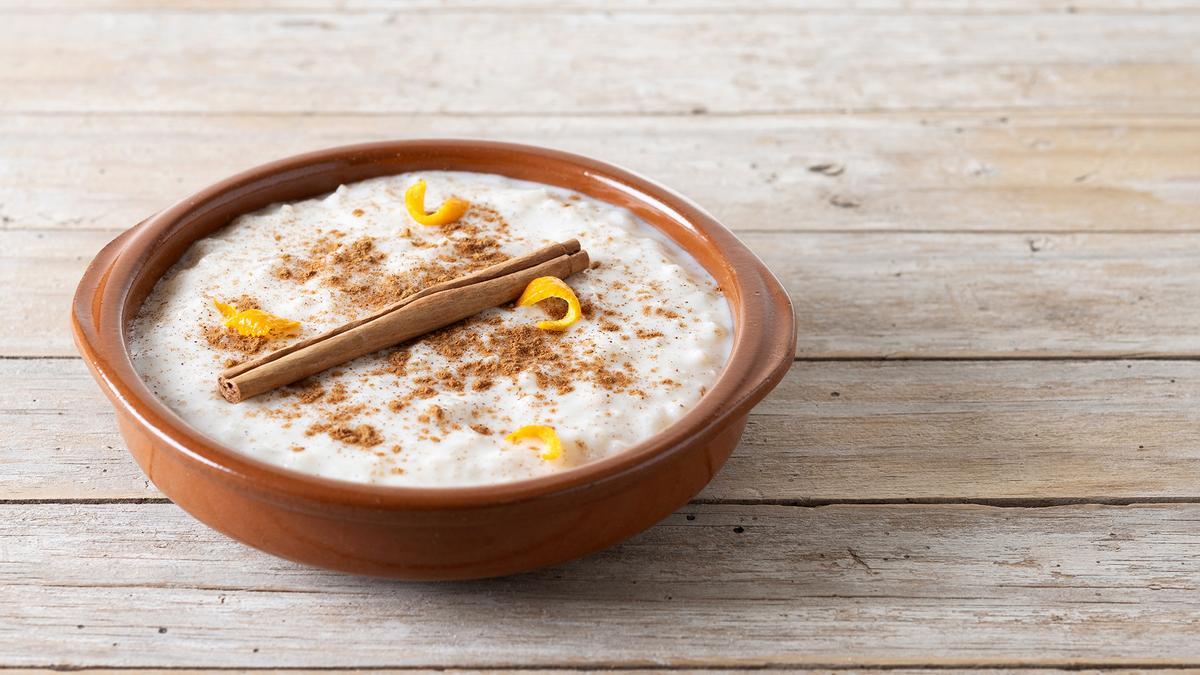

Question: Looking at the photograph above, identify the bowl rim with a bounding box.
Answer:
[71,139,795,512]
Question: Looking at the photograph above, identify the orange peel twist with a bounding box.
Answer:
[516,276,582,331]
[404,179,469,226]
[213,299,301,338]
[505,425,563,461]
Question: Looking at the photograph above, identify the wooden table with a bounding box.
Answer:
[5,0,1200,669]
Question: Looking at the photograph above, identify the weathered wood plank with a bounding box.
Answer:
[0,667,1185,672]
[5,113,1198,233]
[771,230,1200,358]
[2,671,1192,675]
[18,228,1200,358]
[5,0,1200,11]
[11,358,1200,502]
[1,12,1197,114]
[0,359,150,500]
[4,502,1200,667]
[740,358,1200,501]
[1,230,112,359]
[5,671,1189,675]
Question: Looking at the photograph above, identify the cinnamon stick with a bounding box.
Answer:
[218,239,589,403]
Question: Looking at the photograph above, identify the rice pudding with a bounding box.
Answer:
[129,171,732,486]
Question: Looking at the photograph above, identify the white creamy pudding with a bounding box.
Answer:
[129,171,733,486]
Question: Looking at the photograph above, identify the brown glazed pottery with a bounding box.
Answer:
[71,140,795,579]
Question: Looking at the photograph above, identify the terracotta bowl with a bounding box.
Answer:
[71,140,795,579]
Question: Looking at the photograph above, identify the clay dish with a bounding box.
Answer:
[72,140,795,579]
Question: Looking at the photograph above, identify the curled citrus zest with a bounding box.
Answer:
[516,276,582,331]
[404,179,469,226]
[212,298,301,338]
[505,425,563,461]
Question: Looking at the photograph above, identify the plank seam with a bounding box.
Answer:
[793,355,1200,361]
[5,108,1200,118]
[690,497,1200,507]
[0,498,174,505]
[9,662,1200,671]
[7,497,1200,507]
[20,355,1200,362]
[4,6,1200,17]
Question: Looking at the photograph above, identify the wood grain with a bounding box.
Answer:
[4,113,1198,233]
[7,1,1200,12]
[770,230,1200,359]
[2,230,110,358]
[6,1,1200,668]
[21,228,1200,358]
[6,502,1200,667]
[0,667,1185,672]
[12,358,1200,502]
[0,667,1190,672]
[1,11,1197,114]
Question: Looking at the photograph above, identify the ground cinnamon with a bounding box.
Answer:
[218,239,589,403]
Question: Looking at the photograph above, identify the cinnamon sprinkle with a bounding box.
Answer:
[291,381,326,404]
[236,203,677,453]
[305,423,384,447]
[373,318,642,401]
[271,208,513,316]
[326,383,348,404]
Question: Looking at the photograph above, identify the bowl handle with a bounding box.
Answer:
[724,250,797,419]
[70,221,146,362]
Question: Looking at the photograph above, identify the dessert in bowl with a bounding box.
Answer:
[131,171,732,486]
[72,140,794,579]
